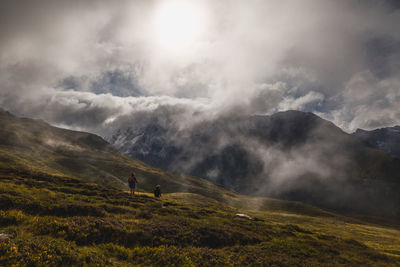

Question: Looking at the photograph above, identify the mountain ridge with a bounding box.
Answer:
[109,110,400,218]
[353,125,400,159]
[0,108,234,201]
[1,107,400,265]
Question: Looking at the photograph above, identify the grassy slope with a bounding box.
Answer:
[0,109,233,201]
[1,170,400,266]
[1,109,400,265]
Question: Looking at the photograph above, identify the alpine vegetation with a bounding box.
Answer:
[1,0,400,265]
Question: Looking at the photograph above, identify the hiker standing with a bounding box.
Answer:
[128,172,138,196]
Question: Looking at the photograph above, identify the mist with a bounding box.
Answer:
[0,0,399,135]
[1,0,400,216]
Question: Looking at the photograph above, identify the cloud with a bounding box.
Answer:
[1,1,399,215]
[277,91,324,112]
[326,71,400,131]
[0,0,399,135]
[59,68,145,97]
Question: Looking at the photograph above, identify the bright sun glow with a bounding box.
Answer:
[154,0,204,50]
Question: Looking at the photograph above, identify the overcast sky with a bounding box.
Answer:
[1,0,399,135]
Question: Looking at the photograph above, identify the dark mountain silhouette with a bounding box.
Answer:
[109,110,400,218]
[353,126,400,159]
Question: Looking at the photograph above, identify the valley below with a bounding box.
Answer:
[1,109,400,266]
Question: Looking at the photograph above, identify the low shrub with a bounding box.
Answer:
[0,236,109,266]
[0,210,25,226]
[33,217,126,245]
[0,193,105,217]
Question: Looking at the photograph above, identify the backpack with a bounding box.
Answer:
[128,175,135,183]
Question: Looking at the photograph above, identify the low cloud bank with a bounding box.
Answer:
[0,0,399,135]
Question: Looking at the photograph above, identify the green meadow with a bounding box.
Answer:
[1,168,399,266]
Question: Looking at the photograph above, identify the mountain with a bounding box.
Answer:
[353,126,400,159]
[109,110,400,218]
[0,108,232,200]
[1,108,400,265]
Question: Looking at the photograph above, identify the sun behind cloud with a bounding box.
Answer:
[153,0,205,50]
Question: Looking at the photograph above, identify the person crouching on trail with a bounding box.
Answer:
[128,172,138,196]
[154,185,161,198]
